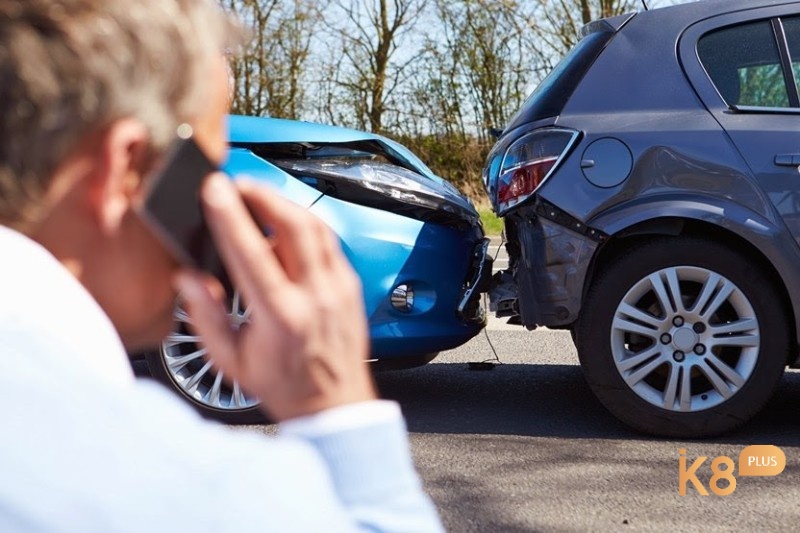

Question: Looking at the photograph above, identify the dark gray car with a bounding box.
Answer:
[484,0,800,437]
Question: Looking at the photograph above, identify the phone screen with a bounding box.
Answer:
[138,135,224,276]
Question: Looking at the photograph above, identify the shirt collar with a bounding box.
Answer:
[0,226,134,385]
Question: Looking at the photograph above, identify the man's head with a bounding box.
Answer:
[0,0,239,349]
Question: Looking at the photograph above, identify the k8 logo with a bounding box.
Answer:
[678,445,786,496]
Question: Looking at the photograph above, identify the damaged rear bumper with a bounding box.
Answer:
[489,200,605,329]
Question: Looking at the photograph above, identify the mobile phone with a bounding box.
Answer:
[138,133,225,277]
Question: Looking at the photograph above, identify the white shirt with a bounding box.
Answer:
[0,226,442,532]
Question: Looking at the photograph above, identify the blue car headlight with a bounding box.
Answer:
[276,159,479,230]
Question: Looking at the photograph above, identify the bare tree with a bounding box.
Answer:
[223,0,279,116]
[271,1,321,118]
[410,0,535,141]
[224,0,324,118]
[528,0,639,64]
[322,0,427,133]
[405,40,468,138]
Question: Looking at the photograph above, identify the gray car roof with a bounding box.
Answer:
[639,0,799,24]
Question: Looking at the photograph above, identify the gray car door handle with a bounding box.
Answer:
[774,154,800,166]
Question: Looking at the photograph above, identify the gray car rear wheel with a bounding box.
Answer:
[577,237,788,437]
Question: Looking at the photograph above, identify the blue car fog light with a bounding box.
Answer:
[391,284,415,312]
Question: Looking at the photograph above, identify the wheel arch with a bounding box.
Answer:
[585,213,799,365]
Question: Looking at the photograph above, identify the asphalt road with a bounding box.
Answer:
[234,326,800,531]
[374,329,800,532]
[236,237,800,531]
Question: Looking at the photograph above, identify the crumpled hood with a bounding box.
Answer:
[227,115,443,184]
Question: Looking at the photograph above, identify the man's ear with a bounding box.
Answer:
[88,118,150,234]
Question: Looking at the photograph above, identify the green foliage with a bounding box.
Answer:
[478,208,504,235]
[389,132,492,202]
[739,64,790,108]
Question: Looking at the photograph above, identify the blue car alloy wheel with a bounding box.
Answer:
[145,115,491,423]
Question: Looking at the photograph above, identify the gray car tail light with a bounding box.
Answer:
[496,128,580,215]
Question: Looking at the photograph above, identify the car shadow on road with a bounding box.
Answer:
[374,362,800,446]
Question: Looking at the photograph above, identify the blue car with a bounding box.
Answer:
[145,115,491,423]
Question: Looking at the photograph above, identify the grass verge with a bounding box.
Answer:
[479,208,504,236]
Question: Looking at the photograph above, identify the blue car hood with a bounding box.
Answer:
[227,115,443,185]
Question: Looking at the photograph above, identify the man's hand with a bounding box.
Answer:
[174,173,377,422]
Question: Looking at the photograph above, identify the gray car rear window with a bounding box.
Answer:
[504,29,614,132]
[780,17,800,99]
[698,20,791,109]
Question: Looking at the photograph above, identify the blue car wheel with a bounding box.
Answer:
[146,291,264,424]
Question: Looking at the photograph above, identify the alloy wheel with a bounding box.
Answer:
[611,266,759,413]
[160,291,260,411]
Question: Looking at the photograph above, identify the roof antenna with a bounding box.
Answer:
[641,0,649,9]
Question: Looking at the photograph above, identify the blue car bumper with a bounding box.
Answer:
[309,194,488,358]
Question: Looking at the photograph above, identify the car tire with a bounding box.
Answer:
[145,291,267,425]
[576,236,788,437]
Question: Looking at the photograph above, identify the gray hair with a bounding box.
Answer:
[0,0,240,226]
